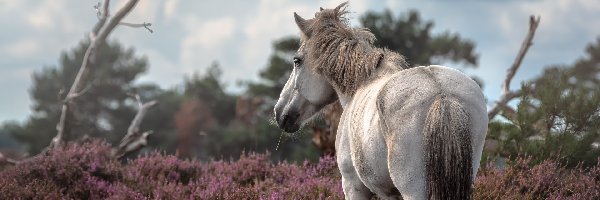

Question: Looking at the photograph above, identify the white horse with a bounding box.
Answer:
[274,3,487,200]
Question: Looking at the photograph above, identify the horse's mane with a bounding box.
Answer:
[302,3,408,94]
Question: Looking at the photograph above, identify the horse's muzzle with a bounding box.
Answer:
[277,111,300,133]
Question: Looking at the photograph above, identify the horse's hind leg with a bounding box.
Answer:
[338,149,372,199]
[339,160,373,199]
[386,129,427,200]
[339,149,399,200]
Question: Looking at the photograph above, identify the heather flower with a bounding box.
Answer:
[1,140,596,199]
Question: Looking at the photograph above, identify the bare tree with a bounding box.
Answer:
[53,0,153,149]
[0,0,156,166]
[488,16,541,120]
[0,152,19,165]
[112,95,157,158]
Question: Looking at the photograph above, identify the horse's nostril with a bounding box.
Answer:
[277,111,300,132]
[278,114,289,128]
[289,112,299,123]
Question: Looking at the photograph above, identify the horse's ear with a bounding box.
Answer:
[320,7,324,11]
[294,12,310,36]
[334,2,348,13]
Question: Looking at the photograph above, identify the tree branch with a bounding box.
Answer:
[63,83,93,103]
[96,0,140,42]
[501,16,540,94]
[488,89,523,120]
[51,0,141,149]
[0,152,20,165]
[488,15,541,120]
[119,22,153,33]
[91,0,110,36]
[112,95,157,158]
[498,103,517,122]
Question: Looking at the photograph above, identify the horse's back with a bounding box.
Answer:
[377,65,486,132]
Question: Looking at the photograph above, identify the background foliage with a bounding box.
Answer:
[485,37,600,167]
[0,9,481,163]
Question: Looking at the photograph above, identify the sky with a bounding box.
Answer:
[0,0,599,123]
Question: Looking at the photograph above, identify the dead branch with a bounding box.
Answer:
[119,22,154,33]
[488,15,541,120]
[63,83,93,103]
[51,0,143,149]
[112,95,157,158]
[0,152,20,165]
[92,0,110,35]
[498,103,517,121]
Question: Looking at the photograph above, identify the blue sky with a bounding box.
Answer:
[1,0,599,123]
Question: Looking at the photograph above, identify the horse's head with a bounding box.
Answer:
[274,3,351,133]
[273,43,337,133]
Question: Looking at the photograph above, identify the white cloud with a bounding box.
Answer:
[2,39,40,58]
[492,0,600,44]
[540,1,600,29]
[322,0,369,14]
[27,6,53,29]
[0,66,35,122]
[26,0,87,33]
[8,66,34,79]
[180,17,237,73]
[467,0,600,105]
[187,17,236,48]
[3,0,600,123]
[0,0,21,11]
[239,0,313,78]
[495,10,518,39]
[120,0,160,23]
[164,0,179,20]
[136,49,181,86]
[385,0,407,10]
[228,0,375,83]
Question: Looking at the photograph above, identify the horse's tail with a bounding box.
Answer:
[423,94,472,200]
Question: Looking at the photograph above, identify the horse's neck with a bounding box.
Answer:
[338,58,403,109]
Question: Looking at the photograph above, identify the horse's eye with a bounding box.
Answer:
[293,57,302,66]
